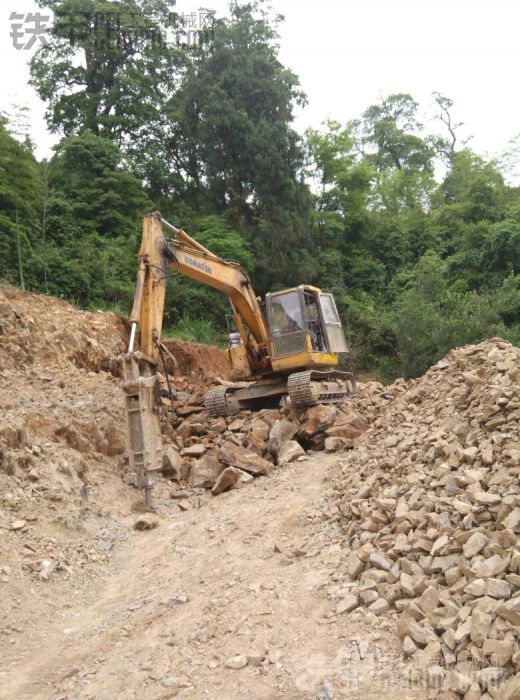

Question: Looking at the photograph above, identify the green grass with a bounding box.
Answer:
[163,315,227,348]
[86,299,128,315]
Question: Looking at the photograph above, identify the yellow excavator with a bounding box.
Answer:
[121,212,356,503]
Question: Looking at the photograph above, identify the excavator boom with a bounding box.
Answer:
[129,212,270,367]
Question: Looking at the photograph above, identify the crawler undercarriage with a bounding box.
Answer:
[204,369,357,417]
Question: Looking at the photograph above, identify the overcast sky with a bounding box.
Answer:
[1,0,519,177]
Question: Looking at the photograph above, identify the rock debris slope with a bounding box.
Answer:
[0,284,371,588]
[328,339,519,699]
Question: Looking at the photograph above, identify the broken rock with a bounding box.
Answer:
[470,609,492,646]
[225,655,248,670]
[324,436,352,452]
[211,467,242,496]
[298,404,336,439]
[188,453,224,488]
[218,442,271,475]
[444,670,471,695]
[134,514,159,531]
[268,419,298,463]
[182,443,207,458]
[463,532,489,558]
[161,446,182,479]
[278,440,305,464]
[336,594,359,614]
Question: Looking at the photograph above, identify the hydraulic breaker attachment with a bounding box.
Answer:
[121,351,162,506]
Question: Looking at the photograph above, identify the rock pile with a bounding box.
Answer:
[158,368,411,497]
[160,393,377,497]
[328,339,520,699]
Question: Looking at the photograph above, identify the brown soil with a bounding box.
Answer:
[0,285,413,699]
[163,339,229,380]
[1,452,416,700]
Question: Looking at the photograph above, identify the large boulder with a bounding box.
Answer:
[334,409,369,432]
[246,433,268,457]
[161,446,182,480]
[176,411,210,440]
[182,443,206,458]
[248,418,270,442]
[278,440,305,464]
[211,466,242,495]
[324,409,368,440]
[298,404,336,440]
[209,417,227,434]
[268,419,298,463]
[188,452,225,488]
[218,442,271,475]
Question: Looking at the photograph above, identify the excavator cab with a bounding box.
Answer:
[265,285,348,367]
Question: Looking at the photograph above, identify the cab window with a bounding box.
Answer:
[269,292,303,334]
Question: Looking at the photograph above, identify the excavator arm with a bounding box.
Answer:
[121,212,271,505]
[129,212,270,368]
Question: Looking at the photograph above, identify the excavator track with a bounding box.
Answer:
[204,386,230,417]
[287,369,357,408]
[287,371,317,407]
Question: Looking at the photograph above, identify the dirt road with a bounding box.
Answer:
[1,454,420,700]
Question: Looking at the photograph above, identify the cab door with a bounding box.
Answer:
[317,293,348,353]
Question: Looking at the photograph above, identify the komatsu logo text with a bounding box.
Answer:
[183,255,212,274]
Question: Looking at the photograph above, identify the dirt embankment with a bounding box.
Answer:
[163,339,230,379]
[0,286,228,600]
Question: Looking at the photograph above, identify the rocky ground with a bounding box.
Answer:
[0,285,518,699]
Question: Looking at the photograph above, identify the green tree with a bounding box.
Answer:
[362,93,434,173]
[388,253,516,378]
[49,130,150,237]
[161,2,312,290]
[305,120,373,248]
[0,117,42,289]
[430,92,466,167]
[39,131,151,305]
[30,0,182,141]
[14,19,520,381]
[163,214,255,332]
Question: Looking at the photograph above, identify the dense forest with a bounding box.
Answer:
[1,0,519,380]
